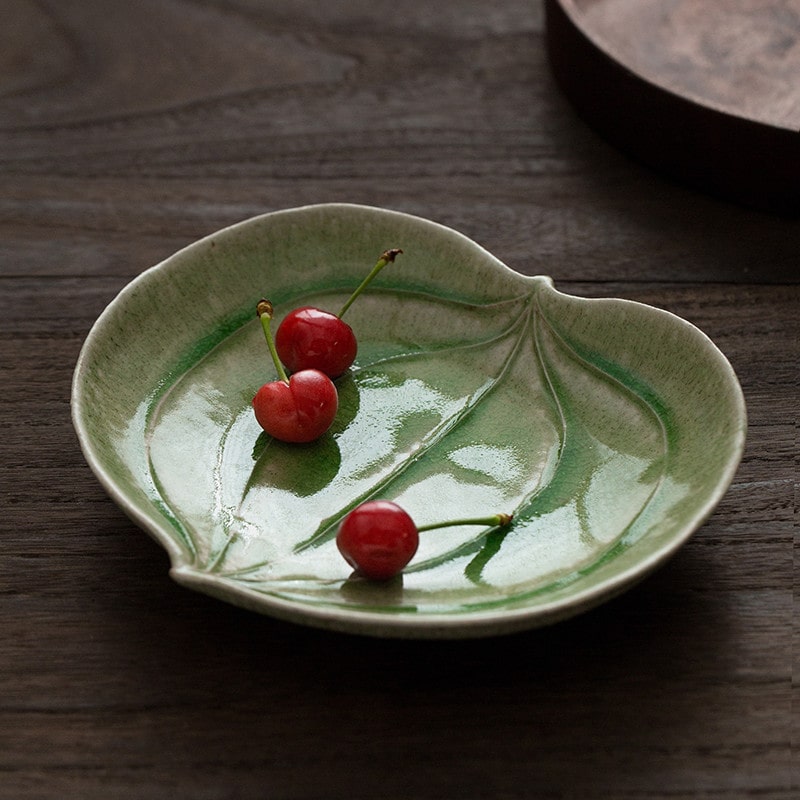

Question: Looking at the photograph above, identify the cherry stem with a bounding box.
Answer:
[338,248,403,319]
[416,513,513,533]
[256,299,289,383]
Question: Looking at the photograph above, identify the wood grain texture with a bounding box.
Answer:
[0,1,796,798]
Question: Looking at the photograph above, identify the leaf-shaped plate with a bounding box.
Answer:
[72,204,746,638]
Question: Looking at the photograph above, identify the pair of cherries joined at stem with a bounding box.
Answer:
[252,248,401,443]
[252,299,338,443]
[336,500,513,581]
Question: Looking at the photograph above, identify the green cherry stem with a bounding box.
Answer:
[416,513,513,533]
[337,248,403,319]
[257,299,290,384]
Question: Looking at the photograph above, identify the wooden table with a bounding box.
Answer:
[2,2,796,797]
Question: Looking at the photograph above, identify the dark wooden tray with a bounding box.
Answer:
[545,0,800,215]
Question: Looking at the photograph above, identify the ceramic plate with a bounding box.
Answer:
[72,204,746,638]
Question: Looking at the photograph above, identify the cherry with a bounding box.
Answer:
[337,501,418,581]
[275,248,402,378]
[336,500,513,581]
[274,306,357,379]
[252,299,338,443]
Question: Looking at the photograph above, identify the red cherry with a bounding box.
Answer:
[274,248,402,379]
[336,501,419,581]
[252,299,338,443]
[336,501,514,581]
[253,368,338,443]
[275,307,357,378]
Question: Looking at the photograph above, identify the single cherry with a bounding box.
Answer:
[275,248,402,378]
[336,500,513,581]
[274,306,357,379]
[252,299,338,443]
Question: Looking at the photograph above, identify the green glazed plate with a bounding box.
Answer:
[72,204,746,638]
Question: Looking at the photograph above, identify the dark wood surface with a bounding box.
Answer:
[1,2,797,798]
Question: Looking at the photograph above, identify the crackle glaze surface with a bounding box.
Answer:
[71,204,746,637]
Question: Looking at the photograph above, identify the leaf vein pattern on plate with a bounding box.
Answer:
[143,288,677,613]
